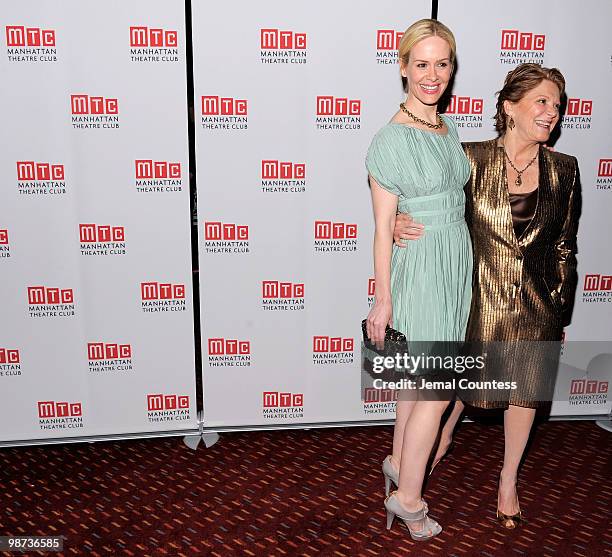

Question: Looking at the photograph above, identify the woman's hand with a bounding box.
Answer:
[366,299,393,351]
[393,212,424,247]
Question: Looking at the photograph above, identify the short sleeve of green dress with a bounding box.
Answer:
[365,128,403,196]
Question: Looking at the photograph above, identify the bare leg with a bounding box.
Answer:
[432,399,464,466]
[395,399,450,532]
[390,398,417,473]
[498,404,536,515]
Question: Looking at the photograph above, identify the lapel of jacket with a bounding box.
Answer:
[491,141,522,250]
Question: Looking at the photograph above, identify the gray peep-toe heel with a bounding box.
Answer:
[384,491,442,541]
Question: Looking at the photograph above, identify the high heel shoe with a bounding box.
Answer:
[497,477,522,529]
[382,455,399,496]
[384,491,442,541]
[428,440,454,477]
[381,456,429,512]
[497,509,522,529]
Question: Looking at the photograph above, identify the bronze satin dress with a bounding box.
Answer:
[462,140,581,408]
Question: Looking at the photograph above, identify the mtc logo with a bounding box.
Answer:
[17,161,64,181]
[314,221,358,239]
[566,98,592,116]
[38,401,82,418]
[313,336,354,353]
[147,394,190,411]
[262,281,304,299]
[202,96,247,115]
[261,160,305,180]
[28,287,73,305]
[368,278,376,296]
[0,349,20,364]
[501,30,545,51]
[584,274,612,291]
[263,391,303,407]
[141,282,185,300]
[204,222,249,241]
[364,387,398,403]
[0,230,8,244]
[598,159,612,177]
[6,26,55,46]
[79,224,125,243]
[446,95,483,114]
[135,160,181,179]
[71,95,118,114]
[317,96,361,116]
[570,380,608,395]
[130,26,177,47]
[260,29,306,49]
[88,343,132,361]
[208,338,250,355]
[376,30,403,50]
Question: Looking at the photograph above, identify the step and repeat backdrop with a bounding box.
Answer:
[0,0,198,443]
[194,0,611,429]
[1,0,610,445]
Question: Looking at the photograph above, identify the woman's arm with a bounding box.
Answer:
[553,160,581,326]
[366,177,398,346]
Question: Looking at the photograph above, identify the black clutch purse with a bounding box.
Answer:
[361,319,407,357]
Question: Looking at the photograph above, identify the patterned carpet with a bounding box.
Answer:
[0,420,610,556]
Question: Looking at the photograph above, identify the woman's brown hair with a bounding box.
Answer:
[495,63,565,133]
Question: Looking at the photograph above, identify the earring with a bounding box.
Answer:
[508,117,515,130]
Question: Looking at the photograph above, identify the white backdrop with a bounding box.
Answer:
[194,0,611,428]
[0,0,198,443]
[1,1,609,444]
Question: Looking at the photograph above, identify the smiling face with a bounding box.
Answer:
[400,35,452,107]
[504,79,561,142]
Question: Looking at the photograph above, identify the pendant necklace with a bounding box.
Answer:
[503,146,538,187]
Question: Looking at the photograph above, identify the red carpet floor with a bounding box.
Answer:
[0,420,610,556]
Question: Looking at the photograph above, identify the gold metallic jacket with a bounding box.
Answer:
[461,140,581,408]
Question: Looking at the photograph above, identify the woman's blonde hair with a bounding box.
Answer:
[398,19,456,68]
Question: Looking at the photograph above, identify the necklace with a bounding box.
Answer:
[503,145,539,187]
[399,102,443,129]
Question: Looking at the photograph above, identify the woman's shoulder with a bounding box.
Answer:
[368,123,405,151]
[460,139,577,165]
[543,148,579,187]
[460,138,498,159]
[545,148,578,167]
[366,124,401,168]
[373,121,405,136]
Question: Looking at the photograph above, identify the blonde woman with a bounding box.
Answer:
[365,19,471,540]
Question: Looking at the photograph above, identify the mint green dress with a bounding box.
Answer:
[366,116,472,343]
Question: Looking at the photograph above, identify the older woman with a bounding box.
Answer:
[394,63,581,528]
